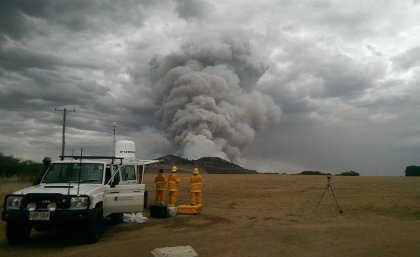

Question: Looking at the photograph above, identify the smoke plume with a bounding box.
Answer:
[150,36,281,162]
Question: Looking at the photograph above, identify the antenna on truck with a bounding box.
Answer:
[77,148,83,195]
[112,122,117,157]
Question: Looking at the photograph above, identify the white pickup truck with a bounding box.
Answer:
[1,141,159,244]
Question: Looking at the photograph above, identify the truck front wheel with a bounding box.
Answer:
[83,207,103,244]
[6,222,31,244]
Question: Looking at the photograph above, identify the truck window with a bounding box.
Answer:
[42,163,103,184]
[121,165,136,181]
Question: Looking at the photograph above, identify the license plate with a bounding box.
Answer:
[29,212,50,221]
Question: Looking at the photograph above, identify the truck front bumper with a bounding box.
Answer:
[2,209,97,227]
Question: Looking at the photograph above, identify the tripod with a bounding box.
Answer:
[315,176,343,214]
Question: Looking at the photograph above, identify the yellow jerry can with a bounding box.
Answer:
[176,204,201,215]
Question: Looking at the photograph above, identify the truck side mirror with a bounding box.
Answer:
[110,176,120,188]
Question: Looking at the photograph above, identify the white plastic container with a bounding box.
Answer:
[167,207,177,217]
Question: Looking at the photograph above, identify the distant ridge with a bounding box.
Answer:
[157,155,257,174]
[295,171,332,176]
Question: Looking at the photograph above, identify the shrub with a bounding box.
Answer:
[405,166,420,176]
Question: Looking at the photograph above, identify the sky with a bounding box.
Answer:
[1,0,420,176]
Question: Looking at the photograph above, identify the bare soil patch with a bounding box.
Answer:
[1,174,420,257]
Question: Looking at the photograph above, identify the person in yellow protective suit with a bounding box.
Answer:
[167,166,180,207]
[190,168,202,205]
[154,169,167,205]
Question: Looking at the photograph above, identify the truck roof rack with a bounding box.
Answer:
[59,155,124,164]
[59,156,162,166]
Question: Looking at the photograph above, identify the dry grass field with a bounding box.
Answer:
[1,174,420,257]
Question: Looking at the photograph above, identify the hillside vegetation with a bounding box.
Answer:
[157,155,257,174]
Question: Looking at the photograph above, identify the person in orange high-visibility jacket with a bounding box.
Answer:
[167,166,180,207]
[154,169,167,205]
[190,168,202,205]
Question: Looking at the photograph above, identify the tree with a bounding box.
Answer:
[42,157,51,168]
[0,152,20,177]
[0,152,43,178]
[405,166,420,176]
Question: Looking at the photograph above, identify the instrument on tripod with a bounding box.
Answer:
[315,176,343,214]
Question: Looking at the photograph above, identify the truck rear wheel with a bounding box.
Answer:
[83,207,103,244]
[6,222,31,244]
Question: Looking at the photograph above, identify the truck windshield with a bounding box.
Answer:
[41,163,104,184]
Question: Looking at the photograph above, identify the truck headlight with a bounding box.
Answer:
[47,202,57,212]
[27,202,36,211]
[70,196,89,210]
[6,196,23,210]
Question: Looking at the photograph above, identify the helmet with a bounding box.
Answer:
[171,166,177,173]
[193,168,199,174]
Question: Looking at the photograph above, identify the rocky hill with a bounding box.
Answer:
[156,155,257,174]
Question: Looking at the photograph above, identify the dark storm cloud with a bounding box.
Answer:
[0,63,109,113]
[0,43,62,71]
[0,6,30,40]
[264,41,377,113]
[0,1,159,108]
[0,0,91,39]
[392,46,420,70]
[0,1,151,161]
[0,0,166,161]
[175,0,212,20]
[0,0,157,39]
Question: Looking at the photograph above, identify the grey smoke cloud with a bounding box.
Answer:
[150,36,282,162]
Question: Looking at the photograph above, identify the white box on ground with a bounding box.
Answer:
[151,246,198,257]
[167,207,177,217]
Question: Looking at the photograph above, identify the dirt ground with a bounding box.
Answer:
[1,174,420,257]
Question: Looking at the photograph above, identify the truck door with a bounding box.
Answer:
[104,165,145,213]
